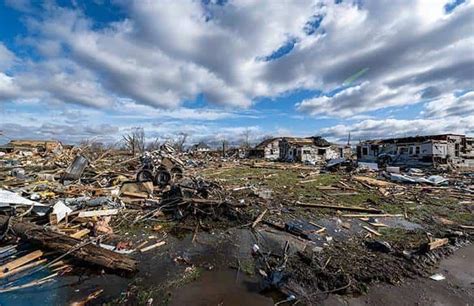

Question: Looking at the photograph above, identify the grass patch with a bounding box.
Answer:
[237,258,255,276]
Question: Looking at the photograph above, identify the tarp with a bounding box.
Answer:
[0,189,47,207]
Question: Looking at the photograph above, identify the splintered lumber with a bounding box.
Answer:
[353,176,393,188]
[0,258,47,279]
[71,288,104,306]
[426,238,449,251]
[70,229,90,239]
[297,202,382,213]
[362,225,381,236]
[0,215,137,273]
[252,209,268,229]
[139,241,166,253]
[342,213,403,218]
[0,272,58,293]
[121,191,149,198]
[78,209,118,218]
[308,221,326,234]
[368,222,388,228]
[0,250,43,274]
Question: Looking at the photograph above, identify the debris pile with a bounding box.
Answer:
[0,141,472,304]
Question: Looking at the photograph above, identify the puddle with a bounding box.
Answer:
[169,269,273,306]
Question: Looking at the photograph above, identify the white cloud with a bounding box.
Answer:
[0,0,473,143]
[423,91,474,118]
[320,116,474,142]
[0,43,17,70]
[2,0,472,114]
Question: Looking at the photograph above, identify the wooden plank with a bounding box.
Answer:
[0,272,58,293]
[362,225,381,236]
[427,238,448,251]
[70,229,90,239]
[308,221,326,233]
[121,191,149,199]
[0,250,43,274]
[0,258,47,279]
[353,176,393,188]
[342,213,403,218]
[139,241,166,253]
[297,202,382,213]
[369,222,389,227]
[78,209,118,218]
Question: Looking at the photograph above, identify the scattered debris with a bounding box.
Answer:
[0,139,471,304]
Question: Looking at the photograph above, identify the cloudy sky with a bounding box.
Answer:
[0,0,473,146]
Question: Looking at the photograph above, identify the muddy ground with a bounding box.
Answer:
[1,162,473,305]
[324,243,474,306]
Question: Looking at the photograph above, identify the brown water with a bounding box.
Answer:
[169,269,273,306]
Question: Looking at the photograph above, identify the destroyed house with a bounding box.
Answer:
[279,136,346,164]
[189,142,211,152]
[249,137,281,160]
[0,139,63,153]
[357,134,474,167]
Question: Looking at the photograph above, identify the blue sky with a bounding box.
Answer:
[0,0,472,146]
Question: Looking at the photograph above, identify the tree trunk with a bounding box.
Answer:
[0,215,137,273]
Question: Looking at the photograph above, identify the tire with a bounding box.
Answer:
[155,170,172,187]
[137,169,154,182]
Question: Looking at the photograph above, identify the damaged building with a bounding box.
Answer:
[189,142,211,153]
[0,139,63,154]
[249,137,282,160]
[357,134,474,167]
[279,136,351,164]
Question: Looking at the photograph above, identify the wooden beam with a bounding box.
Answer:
[0,258,47,279]
[342,213,403,218]
[297,202,382,213]
[139,241,166,253]
[70,229,90,239]
[78,209,118,218]
[0,250,43,274]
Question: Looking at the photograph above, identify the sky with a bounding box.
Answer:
[0,0,473,146]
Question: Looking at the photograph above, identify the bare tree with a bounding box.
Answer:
[173,132,188,152]
[221,138,228,157]
[122,127,145,155]
[240,128,252,149]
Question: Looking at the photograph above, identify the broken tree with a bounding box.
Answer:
[0,215,137,273]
